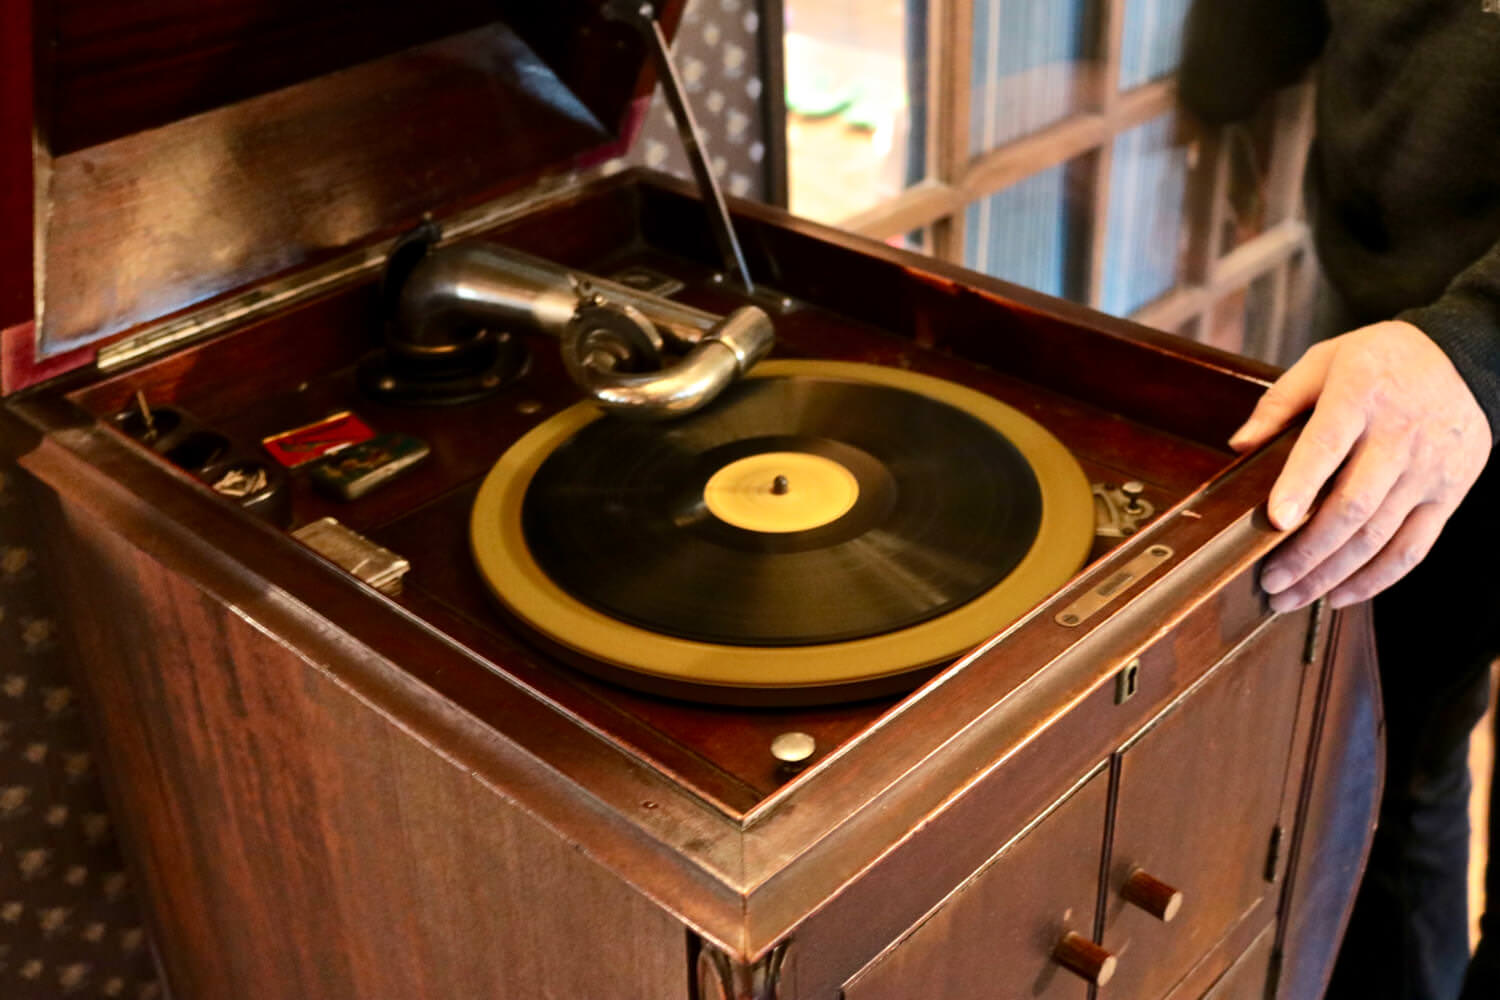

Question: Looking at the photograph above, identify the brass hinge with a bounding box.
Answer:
[1264,824,1284,883]
[1302,598,1328,665]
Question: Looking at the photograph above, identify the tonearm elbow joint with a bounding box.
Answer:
[362,238,773,417]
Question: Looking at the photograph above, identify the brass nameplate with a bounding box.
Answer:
[1055,545,1174,628]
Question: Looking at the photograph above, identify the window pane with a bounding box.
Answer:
[1101,114,1193,317]
[784,0,926,224]
[963,158,1094,301]
[1119,0,1193,90]
[969,0,1102,157]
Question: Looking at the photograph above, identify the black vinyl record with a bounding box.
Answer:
[521,375,1044,646]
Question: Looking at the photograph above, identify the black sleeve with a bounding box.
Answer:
[1178,0,1330,124]
[1402,244,1500,443]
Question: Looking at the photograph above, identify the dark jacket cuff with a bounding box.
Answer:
[1402,289,1500,447]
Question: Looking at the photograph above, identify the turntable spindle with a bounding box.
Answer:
[771,475,789,495]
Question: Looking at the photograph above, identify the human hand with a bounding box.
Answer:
[1228,320,1491,611]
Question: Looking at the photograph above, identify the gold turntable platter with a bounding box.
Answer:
[470,360,1093,701]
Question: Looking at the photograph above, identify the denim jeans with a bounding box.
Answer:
[1311,284,1500,1000]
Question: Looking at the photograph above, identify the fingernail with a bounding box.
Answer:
[1228,423,1255,448]
[1270,501,1300,528]
[1269,590,1301,614]
[1262,568,1292,593]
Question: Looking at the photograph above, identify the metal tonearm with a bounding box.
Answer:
[366,3,773,417]
[388,242,772,418]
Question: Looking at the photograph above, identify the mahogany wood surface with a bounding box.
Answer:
[49,174,1274,808]
[1101,615,1308,999]
[41,25,609,355]
[42,0,681,153]
[4,170,1382,998]
[839,769,1109,1000]
[33,483,695,1000]
[1201,926,1277,1000]
[1162,915,1278,1000]
[780,581,1296,997]
[47,0,501,152]
[23,5,686,373]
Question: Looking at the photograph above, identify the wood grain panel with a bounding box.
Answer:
[767,577,1279,998]
[48,0,500,152]
[1100,613,1308,1000]
[841,769,1108,1000]
[37,486,692,1000]
[1200,924,1274,1000]
[44,0,682,154]
[40,23,613,357]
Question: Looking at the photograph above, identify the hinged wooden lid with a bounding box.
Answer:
[2,0,686,393]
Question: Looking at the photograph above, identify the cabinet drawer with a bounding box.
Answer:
[1101,614,1308,999]
[842,768,1109,1000]
[1201,924,1275,1000]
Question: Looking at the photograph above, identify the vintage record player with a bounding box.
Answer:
[1,3,1381,998]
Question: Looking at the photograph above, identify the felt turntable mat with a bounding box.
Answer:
[471,361,1093,695]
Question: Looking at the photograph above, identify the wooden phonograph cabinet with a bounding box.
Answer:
[1,3,1381,998]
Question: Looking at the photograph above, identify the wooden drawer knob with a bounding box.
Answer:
[1122,869,1184,922]
[1053,931,1117,986]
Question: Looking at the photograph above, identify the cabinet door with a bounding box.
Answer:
[1100,614,1309,999]
[1200,925,1275,1000]
[842,768,1109,1000]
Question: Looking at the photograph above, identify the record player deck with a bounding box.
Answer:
[4,4,1378,996]
[12,167,1380,1000]
[46,170,1251,793]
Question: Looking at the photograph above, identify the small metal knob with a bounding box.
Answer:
[1122,869,1184,923]
[1121,480,1146,513]
[771,732,816,772]
[1053,931,1117,986]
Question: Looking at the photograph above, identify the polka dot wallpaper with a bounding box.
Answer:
[0,467,161,999]
[628,0,779,203]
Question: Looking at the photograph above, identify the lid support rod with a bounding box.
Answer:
[607,1,755,293]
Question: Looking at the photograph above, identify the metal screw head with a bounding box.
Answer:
[377,376,397,391]
[771,732,816,769]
